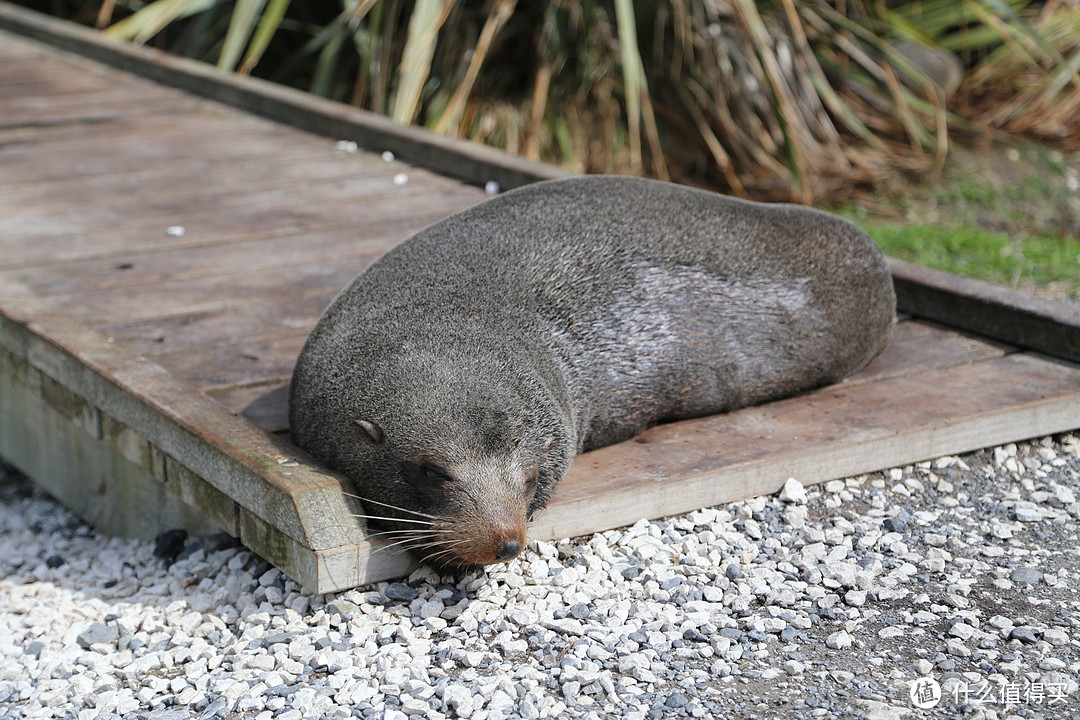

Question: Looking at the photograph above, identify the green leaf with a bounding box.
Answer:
[391,0,456,126]
[237,0,292,75]
[105,0,223,44]
[218,0,268,71]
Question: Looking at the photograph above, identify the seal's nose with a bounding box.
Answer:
[494,539,521,561]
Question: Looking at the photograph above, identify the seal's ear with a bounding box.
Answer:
[353,418,385,445]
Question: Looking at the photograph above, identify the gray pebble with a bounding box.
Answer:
[76,623,119,649]
[1010,627,1038,644]
[1010,567,1043,585]
[383,583,419,601]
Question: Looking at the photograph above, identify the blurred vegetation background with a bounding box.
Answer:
[15,0,1080,298]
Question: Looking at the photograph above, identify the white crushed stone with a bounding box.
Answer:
[1,434,1079,719]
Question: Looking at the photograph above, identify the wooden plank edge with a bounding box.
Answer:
[0,348,224,539]
[239,506,414,594]
[0,280,369,558]
[889,257,1080,363]
[1,337,406,592]
[530,385,1080,541]
[0,3,572,193]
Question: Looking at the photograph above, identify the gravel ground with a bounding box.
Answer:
[1,434,1079,720]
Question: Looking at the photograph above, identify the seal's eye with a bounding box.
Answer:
[401,461,453,490]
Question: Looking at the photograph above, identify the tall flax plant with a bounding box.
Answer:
[91,0,1080,203]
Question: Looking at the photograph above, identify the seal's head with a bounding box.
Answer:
[344,409,546,566]
[290,338,572,567]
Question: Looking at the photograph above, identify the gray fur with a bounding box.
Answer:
[289,176,895,565]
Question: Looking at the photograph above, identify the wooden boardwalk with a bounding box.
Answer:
[1,7,1079,592]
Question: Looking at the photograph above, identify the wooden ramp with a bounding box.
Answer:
[2,6,1078,593]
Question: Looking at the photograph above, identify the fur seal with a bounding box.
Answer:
[289,176,895,566]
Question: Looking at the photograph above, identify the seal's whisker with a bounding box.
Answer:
[340,492,447,521]
[347,513,435,526]
[424,547,470,566]
[372,529,448,538]
[376,537,431,553]
[409,538,470,552]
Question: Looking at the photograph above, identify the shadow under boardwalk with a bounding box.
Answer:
[1,9,1078,592]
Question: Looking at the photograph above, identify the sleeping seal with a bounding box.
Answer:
[289,176,895,566]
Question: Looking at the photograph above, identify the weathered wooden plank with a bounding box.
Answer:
[0,30,48,58]
[238,505,412,594]
[0,148,391,216]
[206,382,292,434]
[53,257,364,327]
[157,334,308,391]
[0,3,570,192]
[1,154,410,233]
[1,314,408,591]
[890,257,1080,363]
[96,294,333,358]
[535,352,1080,540]
[0,108,308,158]
[0,65,203,127]
[843,319,1010,385]
[0,346,223,539]
[0,82,186,112]
[0,281,363,556]
[10,216,436,297]
[0,122,307,188]
[0,181,483,268]
[0,54,171,91]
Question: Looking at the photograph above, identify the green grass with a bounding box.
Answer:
[851,220,1080,299]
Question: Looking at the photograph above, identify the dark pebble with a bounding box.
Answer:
[621,566,643,580]
[569,604,590,620]
[666,692,689,708]
[661,577,684,590]
[383,582,419,601]
[720,628,743,641]
[629,630,649,644]
[198,696,228,719]
[24,641,44,658]
[77,623,119,649]
[882,517,908,533]
[683,628,708,643]
[780,627,797,643]
[1010,567,1043,585]
[153,529,188,564]
[724,565,743,580]
[45,555,65,569]
[264,632,292,646]
[1010,627,1038,644]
